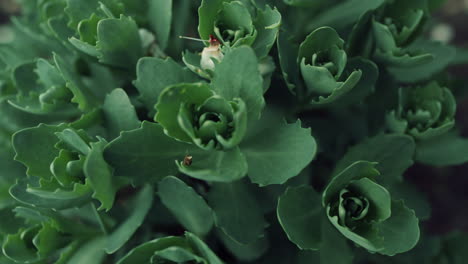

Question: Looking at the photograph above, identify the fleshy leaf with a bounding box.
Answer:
[148,0,172,50]
[277,185,322,250]
[377,200,420,256]
[158,176,214,235]
[208,181,267,244]
[333,134,415,188]
[84,139,116,211]
[134,57,198,113]
[102,88,140,139]
[13,123,68,179]
[177,147,248,182]
[323,161,380,206]
[212,46,265,120]
[105,184,153,253]
[241,109,316,186]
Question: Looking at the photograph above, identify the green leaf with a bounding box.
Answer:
[116,233,224,264]
[102,88,140,139]
[388,40,456,83]
[134,57,198,112]
[377,200,420,256]
[208,181,266,244]
[252,5,281,58]
[212,46,265,120]
[84,139,116,211]
[148,0,172,50]
[310,0,385,30]
[241,109,316,186]
[415,131,468,166]
[185,232,224,264]
[96,15,142,69]
[68,237,106,264]
[349,177,391,221]
[105,122,248,184]
[158,176,214,235]
[389,182,431,220]
[105,184,153,253]
[323,161,380,206]
[177,147,248,182]
[117,236,188,264]
[104,122,188,184]
[55,128,91,155]
[54,53,98,111]
[198,0,225,41]
[13,123,68,180]
[333,134,415,187]
[277,185,322,250]
[297,216,354,264]
[9,179,93,210]
[155,83,214,143]
[217,230,268,262]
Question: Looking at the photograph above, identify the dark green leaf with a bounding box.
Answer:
[208,181,266,244]
[277,185,322,250]
[105,184,153,253]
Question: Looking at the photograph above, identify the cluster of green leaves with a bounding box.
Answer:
[0,0,467,263]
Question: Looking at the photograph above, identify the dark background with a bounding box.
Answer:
[1,0,467,235]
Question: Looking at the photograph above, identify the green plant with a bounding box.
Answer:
[1,0,468,263]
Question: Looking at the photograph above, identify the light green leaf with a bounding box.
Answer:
[96,15,143,69]
[198,0,225,41]
[102,88,140,139]
[116,236,188,264]
[148,0,172,50]
[104,122,189,184]
[54,53,98,111]
[277,185,322,250]
[12,123,68,180]
[177,147,248,182]
[68,237,106,264]
[134,57,198,112]
[252,5,281,58]
[241,109,316,186]
[84,139,116,211]
[212,46,265,120]
[55,128,91,155]
[155,83,214,143]
[9,179,93,210]
[158,176,214,235]
[105,184,153,253]
[208,181,266,244]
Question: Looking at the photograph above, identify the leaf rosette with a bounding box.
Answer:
[278,26,378,108]
[349,0,432,67]
[155,83,247,151]
[278,160,419,256]
[297,27,362,103]
[11,124,117,211]
[199,0,257,49]
[2,206,97,264]
[387,82,456,140]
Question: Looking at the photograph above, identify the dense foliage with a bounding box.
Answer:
[0,0,468,263]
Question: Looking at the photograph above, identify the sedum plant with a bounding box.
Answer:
[0,0,468,263]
